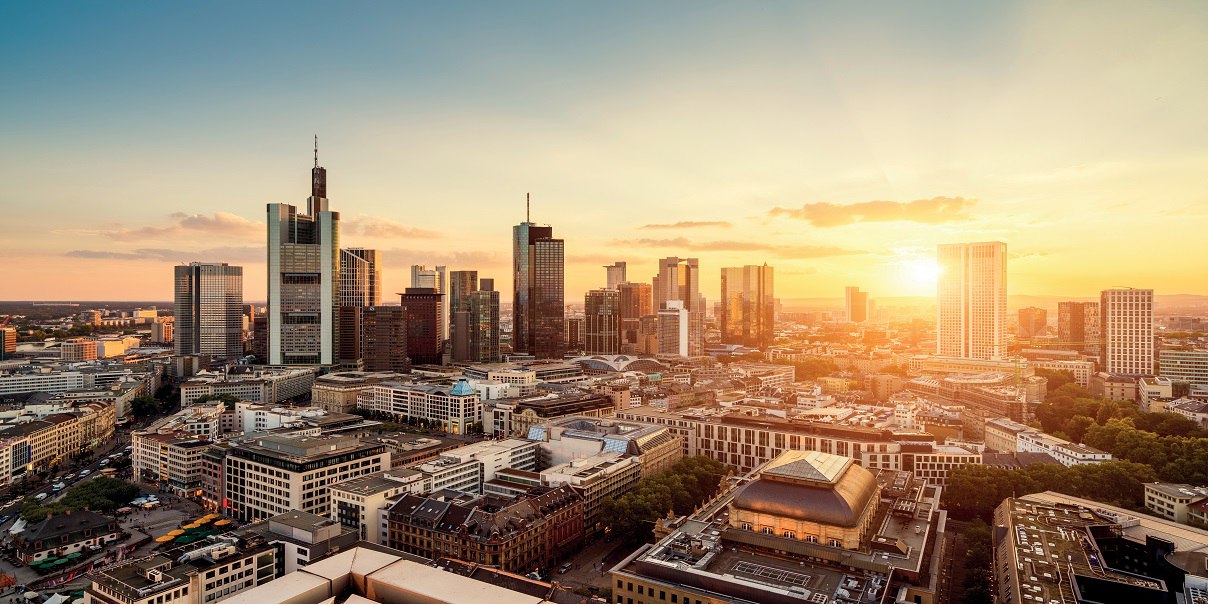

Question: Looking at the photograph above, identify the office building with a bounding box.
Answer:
[400,288,442,365]
[844,286,868,323]
[1017,306,1047,339]
[174,262,244,360]
[61,338,98,362]
[151,317,174,344]
[266,145,340,365]
[936,241,1007,360]
[1160,348,1208,391]
[657,300,688,357]
[720,264,775,349]
[410,265,447,344]
[618,282,652,352]
[467,280,500,363]
[357,380,481,435]
[653,256,703,356]
[339,248,381,308]
[1101,287,1155,376]
[224,434,389,523]
[447,270,478,361]
[512,198,565,359]
[1057,300,1101,353]
[604,261,626,290]
[0,327,14,361]
[179,367,315,406]
[584,288,621,355]
[338,306,409,373]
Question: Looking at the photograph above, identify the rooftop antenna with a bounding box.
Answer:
[314,134,319,168]
[526,192,530,223]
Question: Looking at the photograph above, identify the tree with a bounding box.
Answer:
[601,456,729,543]
[942,460,1157,521]
[130,396,164,417]
[21,477,140,521]
[194,393,239,410]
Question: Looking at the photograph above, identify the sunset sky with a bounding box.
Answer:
[2,2,1206,303]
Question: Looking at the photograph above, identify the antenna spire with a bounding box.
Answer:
[314,134,319,168]
[526,192,531,222]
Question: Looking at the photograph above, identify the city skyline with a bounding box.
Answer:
[3,2,1207,302]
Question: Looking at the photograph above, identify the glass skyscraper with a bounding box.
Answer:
[174,262,244,359]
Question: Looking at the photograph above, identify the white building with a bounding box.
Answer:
[180,368,316,406]
[1029,358,1096,387]
[1016,431,1112,466]
[357,380,481,434]
[1159,348,1208,391]
[657,300,689,357]
[936,241,1007,360]
[1101,288,1154,376]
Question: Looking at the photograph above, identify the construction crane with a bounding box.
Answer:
[0,315,10,328]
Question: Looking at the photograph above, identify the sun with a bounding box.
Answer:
[905,258,942,286]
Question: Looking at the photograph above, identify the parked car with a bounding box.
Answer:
[64,473,76,481]
[52,482,66,492]
[99,459,109,467]
[79,469,91,477]
[34,493,48,501]
[559,563,572,574]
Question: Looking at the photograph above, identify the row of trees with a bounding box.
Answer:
[21,477,140,521]
[1084,419,1208,485]
[957,519,994,604]
[600,456,729,543]
[1034,380,1206,442]
[942,460,1158,520]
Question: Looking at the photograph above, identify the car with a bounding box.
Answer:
[34,493,48,501]
[79,469,91,477]
[52,482,66,491]
[64,473,76,481]
[99,460,109,466]
[558,563,572,574]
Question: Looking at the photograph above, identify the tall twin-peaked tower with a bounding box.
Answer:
[267,138,341,365]
[513,194,565,359]
[936,241,1007,361]
[653,257,703,356]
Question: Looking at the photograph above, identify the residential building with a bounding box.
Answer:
[1101,287,1155,376]
[604,261,626,290]
[400,287,442,365]
[719,264,775,349]
[936,241,1007,360]
[410,265,448,344]
[151,317,174,344]
[339,248,381,307]
[266,147,340,365]
[223,434,389,522]
[16,510,123,565]
[653,257,703,356]
[1058,300,1101,354]
[358,380,481,435]
[1017,306,1047,339]
[512,201,565,359]
[845,286,868,323]
[583,288,621,355]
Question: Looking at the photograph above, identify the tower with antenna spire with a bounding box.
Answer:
[512,193,565,358]
[265,137,341,365]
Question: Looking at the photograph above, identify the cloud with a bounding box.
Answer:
[55,212,264,241]
[65,246,263,263]
[768,196,975,227]
[342,216,441,239]
[607,237,862,259]
[378,248,503,269]
[639,220,732,229]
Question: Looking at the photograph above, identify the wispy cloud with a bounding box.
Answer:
[55,212,263,240]
[608,237,862,259]
[343,216,442,239]
[769,196,975,227]
[65,246,263,263]
[639,220,732,230]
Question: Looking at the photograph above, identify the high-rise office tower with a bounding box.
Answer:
[1017,307,1047,339]
[652,257,702,356]
[468,279,501,363]
[657,301,689,357]
[604,262,627,290]
[618,282,653,353]
[1058,301,1101,354]
[1101,288,1155,376]
[0,327,15,361]
[512,195,565,358]
[566,317,584,351]
[845,286,869,323]
[720,264,775,349]
[267,142,340,365]
[340,248,381,308]
[584,289,621,355]
[411,265,448,343]
[174,262,244,360]
[936,242,1007,360]
[448,270,479,361]
[339,306,409,373]
[401,288,443,366]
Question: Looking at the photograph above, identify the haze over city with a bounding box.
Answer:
[3,1,1207,302]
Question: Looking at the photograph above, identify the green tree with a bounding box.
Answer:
[130,396,164,417]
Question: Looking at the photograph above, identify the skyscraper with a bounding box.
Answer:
[401,288,443,366]
[584,289,621,355]
[618,282,653,353]
[448,270,478,361]
[845,286,869,323]
[653,257,702,356]
[657,300,689,357]
[340,248,381,308]
[1058,301,1100,354]
[1101,288,1154,376]
[468,279,501,363]
[411,265,448,344]
[339,306,409,373]
[174,262,244,360]
[267,142,340,365]
[936,241,1007,360]
[1017,306,1047,339]
[720,264,775,349]
[604,262,627,290]
[513,195,565,359]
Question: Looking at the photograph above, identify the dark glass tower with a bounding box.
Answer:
[512,196,565,358]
